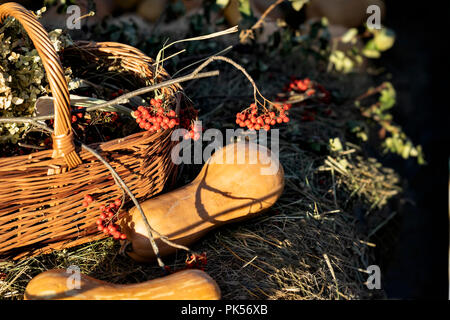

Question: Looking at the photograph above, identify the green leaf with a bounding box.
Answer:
[357,131,368,141]
[341,28,358,43]
[342,56,354,73]
[384,137,393,152]
[379,82,396,111]
[329,137,343,152]
[393,137,402,153]
[238,0,252,17]
[362,40,381,58]
[374,28,395,51]
[401,141,412,159]
[329,50,355,73]
[416,145,426,165]
[290,0,308,11]
[354,54,363,65]
[216,0,230,8]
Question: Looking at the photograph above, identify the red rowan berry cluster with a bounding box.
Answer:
[82,194,126,240]
[285,77,316,96]
[185,252,207,271]
[71,106,87,124]
[179,106,201,141]
[108,112,120,123]
[183,121,202,141]
[71,109,120,125]
[284,77,331,104]
[235,103,291,131]
[133,98,180,133]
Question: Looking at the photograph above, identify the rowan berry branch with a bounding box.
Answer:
[0,56,272,124]
[190,55,276,111]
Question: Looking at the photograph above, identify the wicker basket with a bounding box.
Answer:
[0,3,189,260]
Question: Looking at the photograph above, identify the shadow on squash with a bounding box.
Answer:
[120,142,285,262]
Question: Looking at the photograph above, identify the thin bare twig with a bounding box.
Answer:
[240,0,285,43]
[154,26,238,79]
[79,143,166,268]
[355,83,388,102]
[172,45,233,78]
[190,55,276,111]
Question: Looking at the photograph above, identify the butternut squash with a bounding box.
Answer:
[24,269,220,300]
[120,142,284,262]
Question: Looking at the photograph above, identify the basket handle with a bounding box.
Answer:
[0,2,81,168]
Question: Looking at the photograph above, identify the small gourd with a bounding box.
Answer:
[25,269,220,300]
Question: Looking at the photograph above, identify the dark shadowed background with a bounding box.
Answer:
[378,0,448,299]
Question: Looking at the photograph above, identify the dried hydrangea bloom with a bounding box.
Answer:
[0,16,72,144]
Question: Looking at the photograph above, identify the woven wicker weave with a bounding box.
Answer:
[0,3,188,260]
